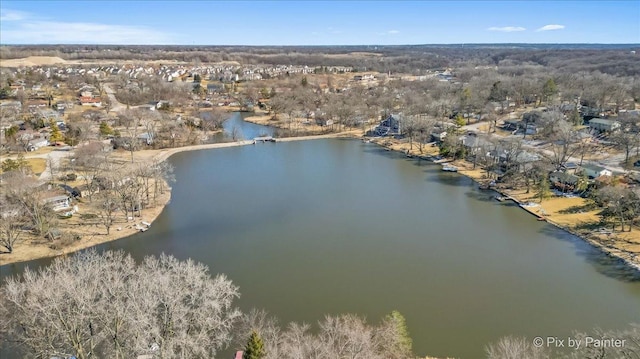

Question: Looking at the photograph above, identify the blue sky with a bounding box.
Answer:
[1,1,638,45]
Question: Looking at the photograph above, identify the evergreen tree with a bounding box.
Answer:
[570,107,582,126]
[243,331,265,359]
[542,78,558,104]
[301,76,308,87]
[49,119,63,143]
[386,311,412,356]
[536,176,552,203]
[99,121,114,136]
[2,154,31,173]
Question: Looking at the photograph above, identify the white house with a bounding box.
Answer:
[43,195,71,211]
[580,164,613,179]
[28,138,49,151]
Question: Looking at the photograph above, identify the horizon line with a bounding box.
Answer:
[1,43,639,47]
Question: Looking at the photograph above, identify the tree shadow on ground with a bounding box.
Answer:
[558,202,599,215]
[538,225,640,282]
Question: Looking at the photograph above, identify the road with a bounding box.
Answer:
[103,83,126,113]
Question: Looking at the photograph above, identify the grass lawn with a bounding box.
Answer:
[26,158,47,175]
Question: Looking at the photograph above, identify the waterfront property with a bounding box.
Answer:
[374,114,401,136]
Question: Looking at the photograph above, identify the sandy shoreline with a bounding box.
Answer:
[3,124,638,272]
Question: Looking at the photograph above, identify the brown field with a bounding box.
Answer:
[0,56,67,67]
[25,158,46,175]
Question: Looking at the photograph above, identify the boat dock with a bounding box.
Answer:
[253,136,276,143]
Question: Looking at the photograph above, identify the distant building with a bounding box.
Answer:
[207,83,223,94]
[79,96,102,107]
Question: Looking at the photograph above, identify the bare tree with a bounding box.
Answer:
[539,114,580,170]
[236,311,414,359]
[610,119,640,166]
[485,336,549,359]
[96,191,117,235]
[73,141,111,202]
[0,250,240,359]
[0,203,24,253]
[565,325,640,359]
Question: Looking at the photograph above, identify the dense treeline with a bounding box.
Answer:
[1,44,638,76]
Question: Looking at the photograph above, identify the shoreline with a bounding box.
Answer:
[3,125,639,273]
[0,131,360,267]
[371,138,640,272]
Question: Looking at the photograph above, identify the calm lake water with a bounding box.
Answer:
[2,115,639,358]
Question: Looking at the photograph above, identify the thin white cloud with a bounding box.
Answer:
[388,30,400,35]
[487,26,526,32]
[0,9,28,21]
[2,20,173,44]
[536,24,565,31]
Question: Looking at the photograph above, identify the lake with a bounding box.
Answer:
[2,115,639,358]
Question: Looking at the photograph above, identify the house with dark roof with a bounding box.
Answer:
[374,114,401,136]
[550,171,580,192]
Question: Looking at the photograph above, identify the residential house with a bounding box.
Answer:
[550,171,580,192]
[561,162,579,174]
[27,138,49,151]
[155,100,171,110]
[462,135,493,156]
[374,114,401,136]
[80,97,102,107]
[137,104,156,111]
[137,132,154,145]
[588,118,620,132]
[502,119,520,131]
[498,151,540,174]
[315,117,334,127]
[207,83,223,94]
[74,184,97,198]
[580,164,612,179]
[520,111,544,135]
[431,128,447,142]
[43,195,71,211]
